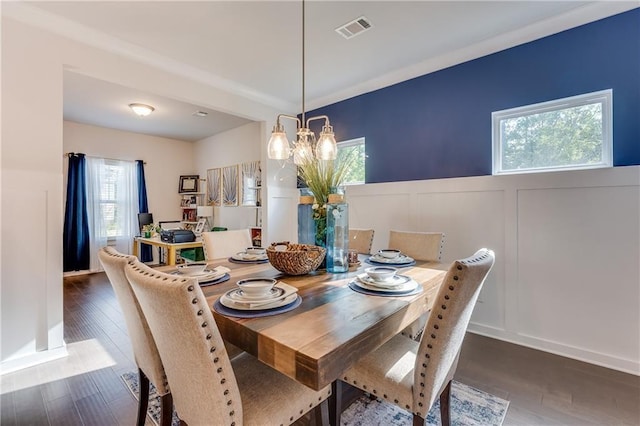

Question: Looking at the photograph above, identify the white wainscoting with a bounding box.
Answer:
[344,166,640,374]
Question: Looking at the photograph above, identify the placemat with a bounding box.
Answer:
[365,258,416,267]
[228,257,270,264]
[348,281,422,297]
[200,273,230,287]
[213,295,302,318]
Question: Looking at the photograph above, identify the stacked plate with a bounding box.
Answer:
[229,251,269,263]
[220,281,299,311]
[367,253,415,266]
[172,266,231,286]
[353,273,418,294]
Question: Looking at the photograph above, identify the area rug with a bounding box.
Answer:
[121,371,508,425]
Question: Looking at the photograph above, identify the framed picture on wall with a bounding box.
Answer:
[240,160,261,206]
[206,168,222,206]
[222,165,239,206]
[179,175,199,193]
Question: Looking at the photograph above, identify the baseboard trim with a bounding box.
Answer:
[467,325,639,376]
[0,344,68,375]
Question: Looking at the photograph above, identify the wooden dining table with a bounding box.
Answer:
[161,256,448,391]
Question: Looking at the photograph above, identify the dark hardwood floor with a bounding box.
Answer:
[1,272,638,425]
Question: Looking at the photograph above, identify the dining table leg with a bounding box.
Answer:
[132,238,139,259]
[167,246,176,266]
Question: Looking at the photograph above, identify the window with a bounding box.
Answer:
[492,89,612,175]
[337,137,366,185]
[86,157,138,269]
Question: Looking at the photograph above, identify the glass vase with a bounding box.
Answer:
[297,189,315,245]
[326,198,349,273]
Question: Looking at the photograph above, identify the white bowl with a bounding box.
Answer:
[378,249,401,259]
[365,266,397,282]
[177,262,208,276]
[237,278,277,298]
[246,247,266,256]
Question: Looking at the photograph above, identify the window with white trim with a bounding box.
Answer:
[492,89,612,175]
[337,137,365,185]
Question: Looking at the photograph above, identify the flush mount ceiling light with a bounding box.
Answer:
[267,0,338,164]
[129,103,155,117]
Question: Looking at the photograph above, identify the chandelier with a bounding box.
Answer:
[267,0,338,165]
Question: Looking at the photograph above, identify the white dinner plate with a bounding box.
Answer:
[231,252,269,261]
[357,273,412,289]
[220,292,298,311]
[354,276,418,293]
[368,254,415,264]
[173,266,230,283]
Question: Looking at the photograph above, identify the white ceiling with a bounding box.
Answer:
[7,1,636,141]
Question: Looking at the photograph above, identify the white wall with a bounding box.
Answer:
[63,121,195,228]
[339,166,639,374]
[194,121,264,234]
[0,16,283,373]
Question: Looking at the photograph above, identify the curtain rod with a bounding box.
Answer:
[64,152,146,164]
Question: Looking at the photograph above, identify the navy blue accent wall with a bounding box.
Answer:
[307,9,640,183]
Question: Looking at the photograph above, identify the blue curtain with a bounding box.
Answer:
[63,153,90,271]
[136,160,152,262]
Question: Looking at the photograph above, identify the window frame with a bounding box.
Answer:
[492,89,613,175]
[337,137,365,186]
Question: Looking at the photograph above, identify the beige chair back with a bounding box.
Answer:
[388,230,445,261]
[125,260,242,425]
[201,229,253,260]
[413,248,494,416]
[97,247,169,395]
[348,228,375,254]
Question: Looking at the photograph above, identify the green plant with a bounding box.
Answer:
[297,154,355,206]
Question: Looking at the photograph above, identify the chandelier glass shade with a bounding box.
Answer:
[267,0,338,163]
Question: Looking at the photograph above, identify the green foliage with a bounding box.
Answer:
[501,103,603,171]
[337,143,366,184]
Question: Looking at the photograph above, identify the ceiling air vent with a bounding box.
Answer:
[335,16,372,39]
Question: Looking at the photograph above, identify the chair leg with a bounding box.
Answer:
[439,379,452,426]
[412,413,425,426]
[136,369,150,426]
[329,381,343,426]
[159,392,173,426]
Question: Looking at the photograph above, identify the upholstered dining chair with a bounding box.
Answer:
[97,247,172,426]
[348,228,375,254]
[124,259,332,426]
[388,230,446,340]
[334,248,495,426]
[388,230,445,263]
[201,229,253,260]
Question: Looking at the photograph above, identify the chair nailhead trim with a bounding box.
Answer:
[217,367,223,373]
[206,334,212,340]
[201,322,207,327]
[210,347,216,353]
[449,285,454,290]
[224,390,229,395]
[192,298,198,304]
[197,309,203,315]
[214,357,219,363]
[187,285,194,291]
[457,265,462,270]
[221,379,226,384]
[383,394,388,399]
[227,400,232,405]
